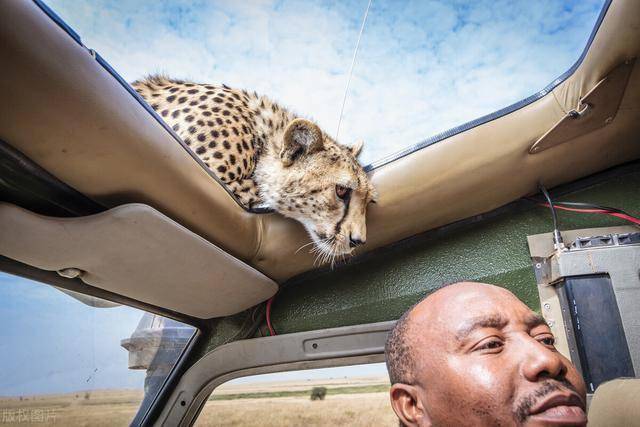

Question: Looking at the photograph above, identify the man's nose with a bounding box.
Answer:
[521,338,566,381]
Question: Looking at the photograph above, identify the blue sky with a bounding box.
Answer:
[45,0,605,165]
[1,0,606,400]
[0,272,384,396]
[0,273,383,425]
[0,275,150,396]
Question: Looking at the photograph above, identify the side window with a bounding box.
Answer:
[195,363,393,427]
[0,273,195,426]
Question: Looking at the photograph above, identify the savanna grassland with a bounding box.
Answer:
[0,377,396,426]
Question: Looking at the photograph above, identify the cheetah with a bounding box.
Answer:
[132,75,377,261]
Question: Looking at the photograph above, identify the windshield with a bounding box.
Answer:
[0,273,195,426]
[45,0,606,166]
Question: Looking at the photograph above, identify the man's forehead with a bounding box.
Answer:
[409,283,537,339]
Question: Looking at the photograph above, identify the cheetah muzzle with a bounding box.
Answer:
[133,76,377,264]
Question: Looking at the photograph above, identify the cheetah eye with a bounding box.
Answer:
[335,185,351,200]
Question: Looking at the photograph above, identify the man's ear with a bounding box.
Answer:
[350,139,364,157]
[389,383,431,427]
[281,118,324,167]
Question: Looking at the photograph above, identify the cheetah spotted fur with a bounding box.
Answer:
[132,75,376,258]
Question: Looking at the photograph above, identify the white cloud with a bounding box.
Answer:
[45,0,605,165]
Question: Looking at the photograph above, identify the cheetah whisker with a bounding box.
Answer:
[295,240,318,254]
[312,236,335,267]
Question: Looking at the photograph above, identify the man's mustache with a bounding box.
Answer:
[514,378,580,423]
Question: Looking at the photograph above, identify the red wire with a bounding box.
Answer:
[537,203,640,225]
[609,212,640,225]
[266,296,276,336]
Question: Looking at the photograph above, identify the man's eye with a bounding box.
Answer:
[475,339,503,352]
[335,185,351,200]
[538,335,556,347]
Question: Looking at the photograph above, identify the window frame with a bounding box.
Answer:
[155,321,393,426]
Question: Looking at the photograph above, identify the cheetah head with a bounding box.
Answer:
[256,118,377,264]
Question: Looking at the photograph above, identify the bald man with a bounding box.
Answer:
[385,282,587,427]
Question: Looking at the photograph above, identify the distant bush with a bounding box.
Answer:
[310,387,327,401]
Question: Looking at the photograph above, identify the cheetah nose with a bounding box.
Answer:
[349,237,365,248]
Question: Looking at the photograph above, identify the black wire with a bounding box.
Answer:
[538,184,563,246]
[245,304,266,339]
[526,196,638,218]
[551,201,631,215]
[220,310,254,346]
[218,305,266,347]
[538,185,558,229]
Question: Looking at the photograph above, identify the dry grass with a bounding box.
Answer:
[196,392,397,427]
[0,390,142,426]
[214,376,389,395]
[198,377,396,426]
[0,378,397,426]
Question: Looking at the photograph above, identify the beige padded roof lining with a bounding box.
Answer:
[0,203,277,318]
[1,1,640,284]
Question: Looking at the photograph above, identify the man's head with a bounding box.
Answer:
[385,282,587,427]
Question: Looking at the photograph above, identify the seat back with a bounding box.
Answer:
[588,378,640,426]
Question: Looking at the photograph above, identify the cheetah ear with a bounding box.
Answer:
[350,139,364,157]
[281,118,324,167]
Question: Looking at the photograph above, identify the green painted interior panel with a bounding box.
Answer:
[269,166,640,335]
[199,163,640,354]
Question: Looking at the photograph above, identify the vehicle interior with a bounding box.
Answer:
[1,0,639,425]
